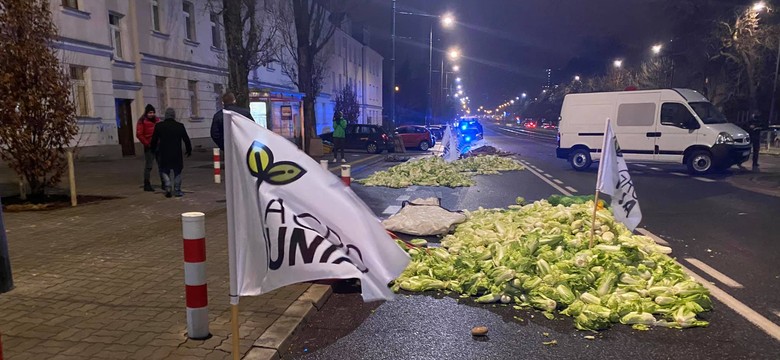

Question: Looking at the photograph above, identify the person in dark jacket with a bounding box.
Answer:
[136,104,162,191]
[151,108,192,198]
[748,112,764,168]
[210,92,254,150]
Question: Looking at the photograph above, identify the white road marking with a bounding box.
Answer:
[382,205,401,215]
[396,195,410,202]
[649,167,663,171]
[694,177,716,183]
[634,228,671,246]
[634,164,648,167]
[671,172,687,177]
[565,186,578,193]
[522,163,573,196]
[553,179,564,184]
[543,173,553,178]
[532,159,780,341]
[684,258,744,289]
[677,261,780,341]
[406,186,418,192]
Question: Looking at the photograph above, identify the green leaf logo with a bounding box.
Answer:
[265,161,306,185]
[246,140,307,186]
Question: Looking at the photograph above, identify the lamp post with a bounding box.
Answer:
[393,9,455,127]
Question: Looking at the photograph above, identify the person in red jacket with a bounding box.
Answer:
[136,104,162,191]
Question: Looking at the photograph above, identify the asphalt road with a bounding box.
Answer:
[285,124,780,359]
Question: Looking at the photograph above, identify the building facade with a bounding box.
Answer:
[51,0,382,157]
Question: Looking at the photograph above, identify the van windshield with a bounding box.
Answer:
[689,102,728,124]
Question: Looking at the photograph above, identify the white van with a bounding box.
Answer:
[556,89,751,175]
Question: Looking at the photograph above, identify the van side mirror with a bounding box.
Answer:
[686,118,700,130]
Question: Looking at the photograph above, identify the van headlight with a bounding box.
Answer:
[716,132,734,144]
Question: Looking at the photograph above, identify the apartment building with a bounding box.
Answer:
[51,0,382,156]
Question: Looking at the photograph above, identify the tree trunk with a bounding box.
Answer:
[303,97,316,150]
[223,0,250,108]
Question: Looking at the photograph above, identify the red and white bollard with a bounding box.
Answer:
[341,165,351,186]
[320,159,329,171]
[213,148,221,184]
[182,212,210,340]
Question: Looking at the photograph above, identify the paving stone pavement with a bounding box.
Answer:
[0,149,325,359]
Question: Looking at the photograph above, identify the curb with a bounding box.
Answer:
[244,283,333,360]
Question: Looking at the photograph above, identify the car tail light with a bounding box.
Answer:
[381,133,389,141]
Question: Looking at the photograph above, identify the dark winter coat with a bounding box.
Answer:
[136,116,160,148]
[151,118,192,172]
[210,104,254,150]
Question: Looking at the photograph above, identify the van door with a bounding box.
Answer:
[656,103,699,163]
[615,95,659,161]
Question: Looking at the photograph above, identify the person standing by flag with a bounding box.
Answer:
[136,104,161,191]
[210,93,254,151]
[151,108,192,198]
[332,112,347,163]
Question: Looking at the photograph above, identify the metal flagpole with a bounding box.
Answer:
[590,118,612,248]
[223,111,241,360]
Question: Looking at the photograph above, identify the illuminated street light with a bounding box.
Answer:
[522,93,527,98]
[510,100,515,104]
[452,65,460,72]
[651,44,663,55]
[441,13,455,28]
[613,59,623,68]
[395,85,400,92]
[456,77,461,82]
[515,96,520,100]
[458,90,463,95]
[574,75,581,81]
[457,84,462,89]
[753,2,767,12]
[448,48,461,60]
[454,93,459,98]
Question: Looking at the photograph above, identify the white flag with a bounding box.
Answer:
[224,111,410,304]
[442,127,460,163]
[595,119,642,231]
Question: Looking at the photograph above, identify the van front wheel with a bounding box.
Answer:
[569,148,592,171]
[686,150,713,175]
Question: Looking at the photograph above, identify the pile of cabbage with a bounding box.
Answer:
[392,199,712,331]
[358,155,523,188]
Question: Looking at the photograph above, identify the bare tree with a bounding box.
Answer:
[213,0,280,107]
[334,85,360,123]
[714,6,778,113]
[0,0,78,198]
[638,57,674,89]
[278,0,344,152]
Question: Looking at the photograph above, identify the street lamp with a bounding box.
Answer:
[753,2,767,12]
[442,13,455,28]
[456,77,461,82]
[613,59,623,68]
[522,93,527,98]
[457,84,462,89]
[448,48,461,60]
[652,44,663,55]
[452,65,460,72]
[394,85,400,92]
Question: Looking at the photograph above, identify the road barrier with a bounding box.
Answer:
[341,165,351,186]
[213,148,221,184]
[182,212,210,340]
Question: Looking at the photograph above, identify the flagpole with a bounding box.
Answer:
[224,111,242,360]
[590,118,612,248]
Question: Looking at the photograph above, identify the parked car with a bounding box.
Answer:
[457,118,484,143]
[541,119,558,130]
[395,125,435,150]
[522,118,539,129]
[427,125,447,141]
[319,124,395,154]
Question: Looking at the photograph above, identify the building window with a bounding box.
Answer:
[156,76,168,111]
[108,13,123,59]
[210,12,222,48]
[214,83,224,111]
[62,0,78,9]
[69,65,90,117]
[151,0,161,32]
[189,80,199,117]
[183,2,195,41]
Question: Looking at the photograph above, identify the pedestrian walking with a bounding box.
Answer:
[210,92,254,151]
[748,112,764,168]
[332,111,347,163]
[151,108,192,198]
[136,104,162,191]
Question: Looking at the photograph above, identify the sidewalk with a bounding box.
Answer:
[728,152,780,197]
[0,148,332,359]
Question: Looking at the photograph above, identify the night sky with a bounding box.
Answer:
[344,0,745,115]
